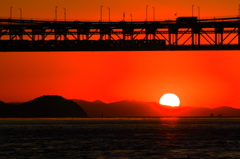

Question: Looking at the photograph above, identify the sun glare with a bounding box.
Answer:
[159,93,180,107]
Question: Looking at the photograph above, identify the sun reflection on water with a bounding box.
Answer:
[160,117,180,128]
[159,117,181,140]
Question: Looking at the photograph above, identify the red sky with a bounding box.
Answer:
[0,0,240,108]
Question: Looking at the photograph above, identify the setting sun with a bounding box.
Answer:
[159,93,180,107]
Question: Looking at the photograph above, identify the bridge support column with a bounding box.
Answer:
[123,33,125,41]
[145,34,149,40]
[168,27,178,46]
[198,33,200,45]
[192,32,194,45]
[77,28,90,40]
[215,33,218,45]
[55,33,58,41]
[32,32,35,41]
[238,27,240,46]
[9,30,13,40]
[221,33,223,45]
[215,27,223,46]
[153,33,156,40]
[175,33,178,46]
[123,28,134,41]
[168,33,171,45]
[192,27,201,46]
[146,28,156,41]
[9,29,24,40]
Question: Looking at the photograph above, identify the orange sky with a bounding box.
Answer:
[1,0,240,108]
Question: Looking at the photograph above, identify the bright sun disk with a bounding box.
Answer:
[159,93,180,107]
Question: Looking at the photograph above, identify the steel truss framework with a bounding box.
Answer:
[0,17,240,51]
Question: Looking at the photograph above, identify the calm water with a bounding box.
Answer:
[0,117,240,159]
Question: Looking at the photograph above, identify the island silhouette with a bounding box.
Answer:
[1,95,240,117]
[0,95,88,118]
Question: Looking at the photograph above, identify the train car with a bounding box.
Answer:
[176,17,198,23]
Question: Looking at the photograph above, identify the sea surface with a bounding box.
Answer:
[0,117,240,159]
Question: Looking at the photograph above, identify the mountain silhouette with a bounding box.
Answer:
[0,101,6,106]
[1,97,240,117]
[212,106,239,116]
[73,99,163,117]
[0,95,88,118]
[73,99,240,117]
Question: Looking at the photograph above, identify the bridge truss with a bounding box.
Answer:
[0,17,240,51]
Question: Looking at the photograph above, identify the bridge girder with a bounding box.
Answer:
[0,17,240,51]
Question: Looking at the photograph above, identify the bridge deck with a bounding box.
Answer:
[0,17,240,51]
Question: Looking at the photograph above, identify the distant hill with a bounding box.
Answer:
[0,101,6,106]
[0,95,88,118]
[73,99,240,117]
[212,106,240,116]
[73,99,162,117]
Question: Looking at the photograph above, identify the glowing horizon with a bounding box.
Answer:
[1,0,240,110]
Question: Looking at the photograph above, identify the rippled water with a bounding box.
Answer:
[0,117,240,158]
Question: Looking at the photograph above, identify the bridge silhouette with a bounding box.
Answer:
[0,17,240,51]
